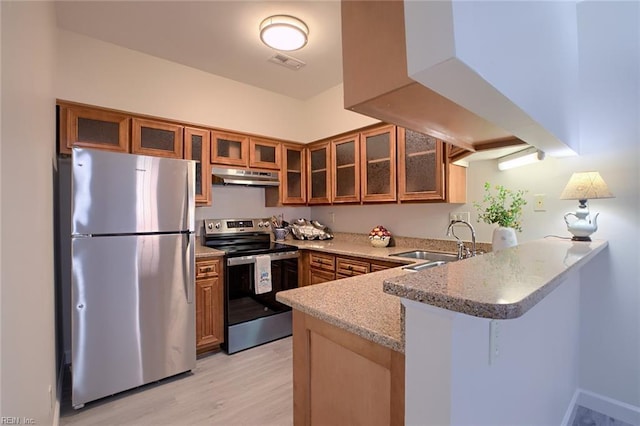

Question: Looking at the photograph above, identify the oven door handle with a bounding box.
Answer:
[226,251,299,266]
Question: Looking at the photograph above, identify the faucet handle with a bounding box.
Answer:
[456,240,465,260]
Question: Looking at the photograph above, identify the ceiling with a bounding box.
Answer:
[55,1,344,100]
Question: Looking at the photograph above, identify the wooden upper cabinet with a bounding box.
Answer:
[250,137,281,170]
[331,133,360,203]
[60,105,130,154]
[281,143,306,204]
[211,131,249,167]
[397,127,445,201]
[360,124,397,202]
[307,141,332,205]
[132,118,183,158]
[184,127,211,206]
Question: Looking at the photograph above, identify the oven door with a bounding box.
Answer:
[224,251,299,353]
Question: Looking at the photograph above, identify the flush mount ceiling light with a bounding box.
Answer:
[260,15,309,51]
[497,146,545,171]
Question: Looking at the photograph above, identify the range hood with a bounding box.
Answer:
[211,167,279,187]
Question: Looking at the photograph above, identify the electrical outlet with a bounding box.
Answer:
[449,211,470,223]
[329,212,335,223]
[534,194,546,212]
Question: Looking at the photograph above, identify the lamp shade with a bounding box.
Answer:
[260,15,309,51]
[560,172,614,200]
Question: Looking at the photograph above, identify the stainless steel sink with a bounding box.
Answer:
[390,250,458,263]
[401,260,447,272]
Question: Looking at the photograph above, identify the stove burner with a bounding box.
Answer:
[202,218,298,257]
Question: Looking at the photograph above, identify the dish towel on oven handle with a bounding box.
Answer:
[254,254,272,295]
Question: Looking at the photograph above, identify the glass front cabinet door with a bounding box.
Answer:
[307,142,332,205]
[211,131,249,167]
[360,125,396,202]
[331,133,360,203]
[59,105,130,155]
[132,118,184,159]
[184,127,211,206]
[250,137,281,170]
[397,128,445,201]
[281,143,306,204]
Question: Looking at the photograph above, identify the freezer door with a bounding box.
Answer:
[72,147,195,235]
[71,233,196,408]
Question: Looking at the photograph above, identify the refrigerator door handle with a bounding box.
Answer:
[184,164,195,232]
[184,233,195,304]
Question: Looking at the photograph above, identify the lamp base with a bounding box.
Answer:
[571,236,592,242]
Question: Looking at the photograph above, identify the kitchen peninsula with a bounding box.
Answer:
[277,237,608,425]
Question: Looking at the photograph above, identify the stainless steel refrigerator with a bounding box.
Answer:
[69,147,196,409]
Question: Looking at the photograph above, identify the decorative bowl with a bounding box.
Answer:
[370,236,390,248]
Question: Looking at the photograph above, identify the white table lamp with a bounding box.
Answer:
[560,172,614,241]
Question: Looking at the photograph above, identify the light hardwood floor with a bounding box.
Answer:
[60,337,293,426]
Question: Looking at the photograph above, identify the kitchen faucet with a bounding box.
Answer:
[446,220,477,260]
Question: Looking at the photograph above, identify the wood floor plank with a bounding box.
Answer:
[60,337,293,426]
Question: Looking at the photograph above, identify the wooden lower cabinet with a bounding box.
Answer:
[336,256,369,278]
[195,257,224,354]
[310,269,336,285]
[293,310,405,425]
[302,250,404,286]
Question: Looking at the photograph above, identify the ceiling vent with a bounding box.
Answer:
[267,52,306,70]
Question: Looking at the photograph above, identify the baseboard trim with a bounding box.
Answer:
[563,388,640,426]
[561,389,581,426]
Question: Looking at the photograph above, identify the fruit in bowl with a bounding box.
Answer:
[369,225,391,247]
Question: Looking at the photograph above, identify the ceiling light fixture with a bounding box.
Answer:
[497,146,545,171]
[260,15,309,51]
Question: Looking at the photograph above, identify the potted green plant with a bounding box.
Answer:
[473,182,527,251]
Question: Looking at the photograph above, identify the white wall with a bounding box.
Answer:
[302,84,379,142]
[452,0,580,152]
[404,0,580,156]
[1,1,58,424]
[574,0,639,406]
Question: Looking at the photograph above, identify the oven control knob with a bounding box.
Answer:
[264,222,270,228]
[258,222,264,228]
[207,223,213,230]
[214,222,221,229]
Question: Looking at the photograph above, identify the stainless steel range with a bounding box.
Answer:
[203,218,299,354]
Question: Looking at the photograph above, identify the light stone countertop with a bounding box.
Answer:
[277,266,409,353]
[383,238,608,319]
[276,237,608,352]
[281,234,469,263]
[195,242,224,258]
[283,239,415,263]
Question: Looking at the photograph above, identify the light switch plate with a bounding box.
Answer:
[534,194,546,212]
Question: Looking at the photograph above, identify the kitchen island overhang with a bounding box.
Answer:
[383,238,608,320]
